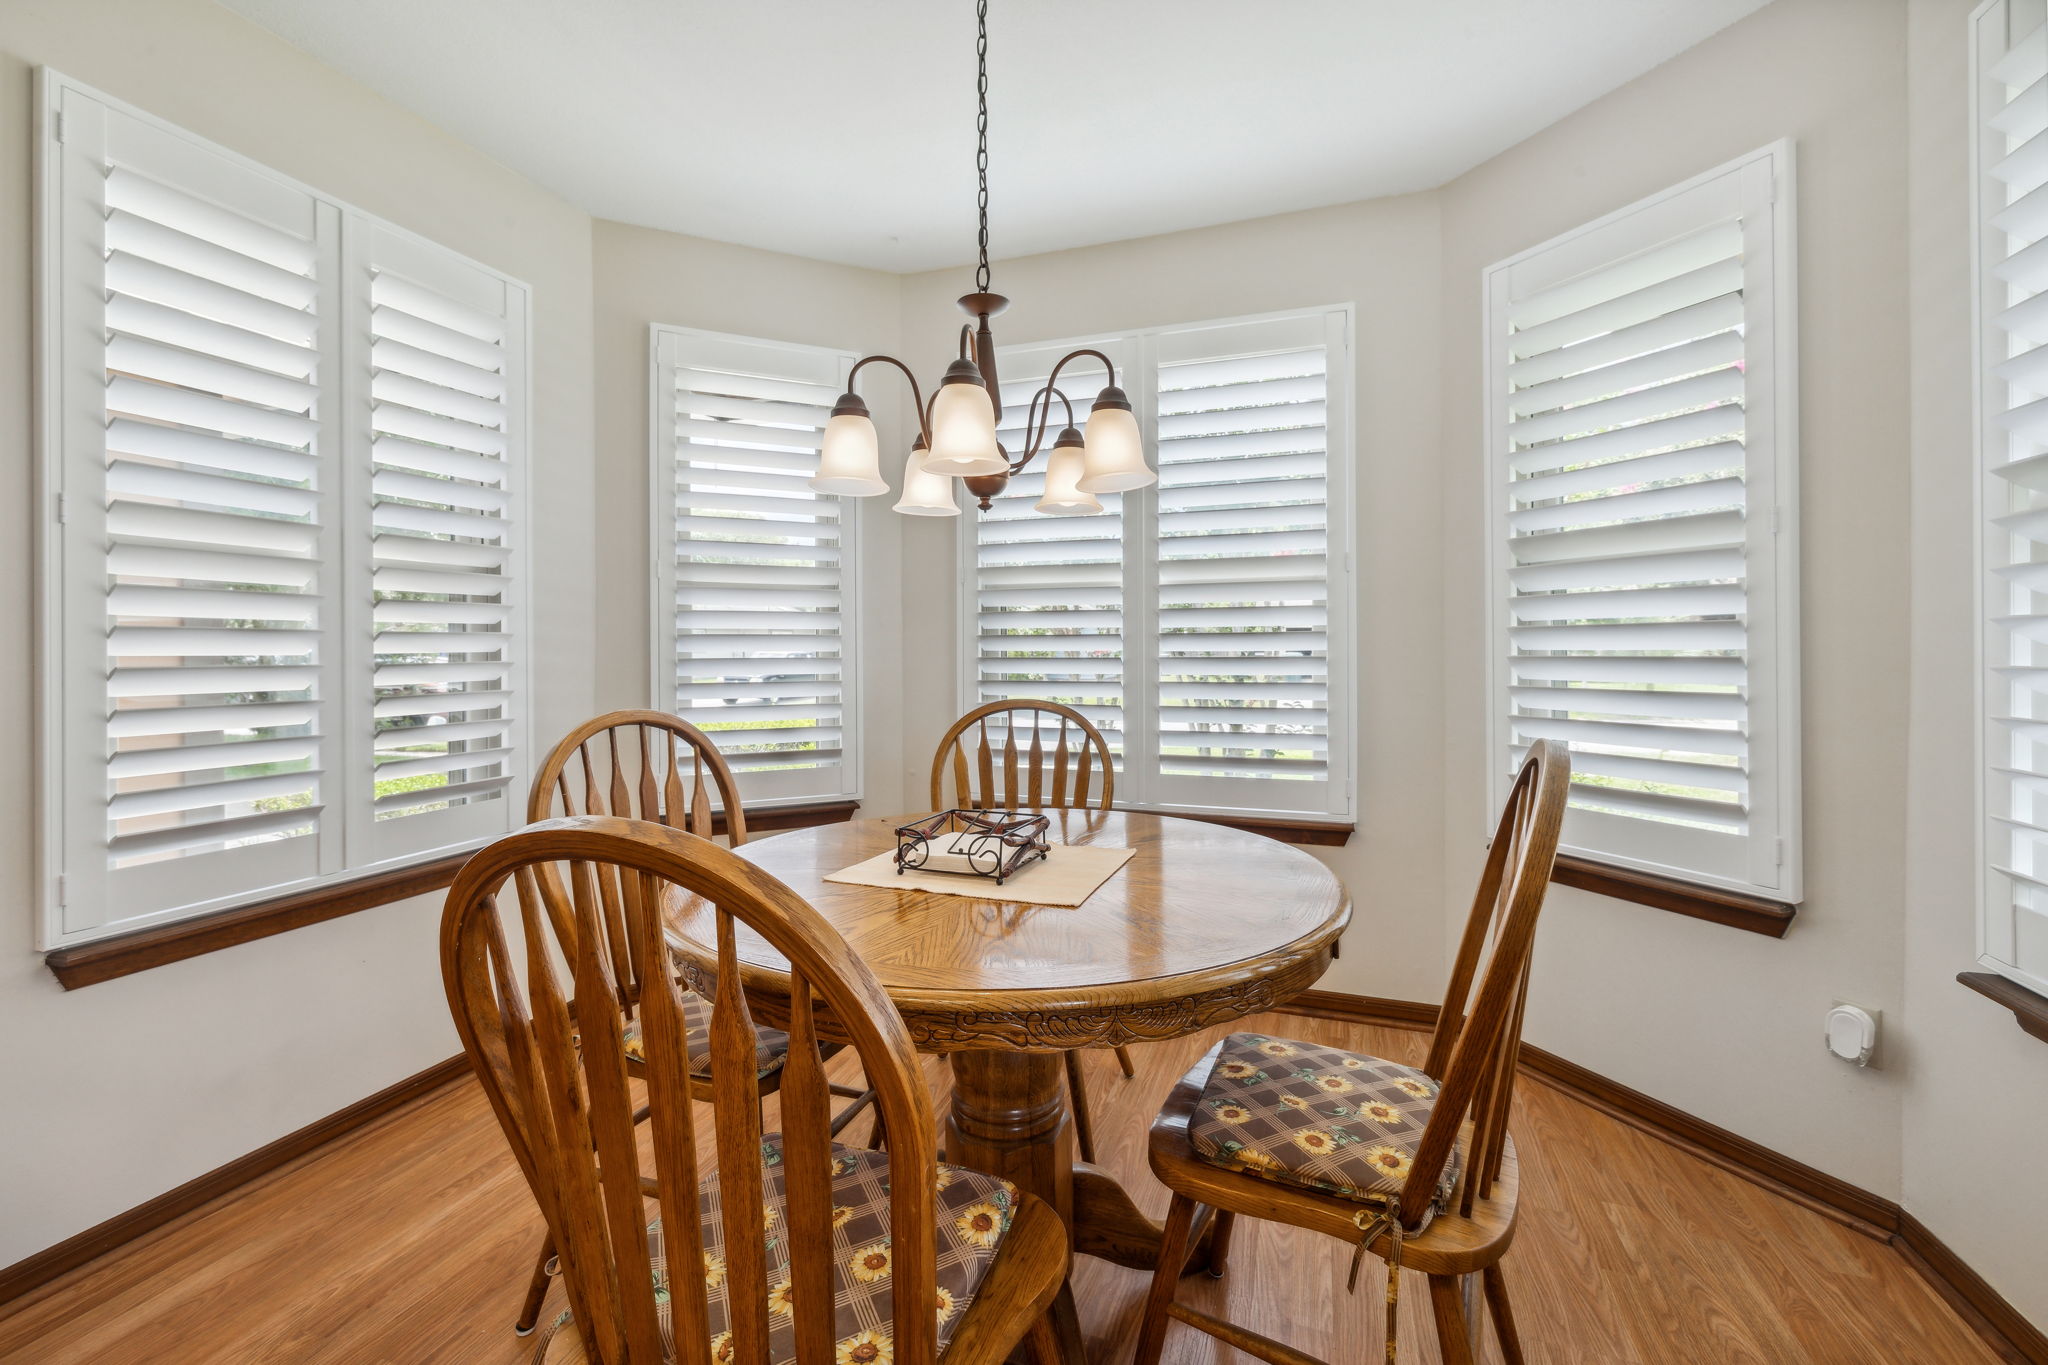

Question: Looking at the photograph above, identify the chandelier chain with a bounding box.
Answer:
[975,0,990,292]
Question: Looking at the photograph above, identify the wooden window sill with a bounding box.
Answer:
[1136,809,1354,847]
[44,799,861,991]
[1550,853,1796,938]
[1958,971,2048,1045]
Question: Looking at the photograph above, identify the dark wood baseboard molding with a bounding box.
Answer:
[1550,853,1797,937]
[0,1055,470,1311]
[46,852,472,991]
[1133,809,1354,847]
[1272,989,2048,1365]
[1959,971,2048,1046]
[45,801,861,991]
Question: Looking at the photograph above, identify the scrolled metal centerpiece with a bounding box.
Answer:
[894,809,1051,887]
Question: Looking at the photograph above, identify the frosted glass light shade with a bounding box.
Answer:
[923,375,1006,476]
[894,445,961,516]
[1077,400,1153,493]
[811,411,887,495]
[1034,442,1102,516]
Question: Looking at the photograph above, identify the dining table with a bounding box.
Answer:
[663,807,1351,1353]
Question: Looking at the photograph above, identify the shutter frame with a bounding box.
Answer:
[1482,141,1800,903]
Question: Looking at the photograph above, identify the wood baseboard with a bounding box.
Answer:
[0,1055,471,1311]
[1272,989,2048,1365]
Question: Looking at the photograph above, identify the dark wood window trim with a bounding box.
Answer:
[1958,971,2048,1046]
[1125,807,1354,847]
[1551,853,1796,938]
[44,798,861,991]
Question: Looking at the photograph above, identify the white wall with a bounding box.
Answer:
[0,0,597,1267]
[588,221,912,815]
[896,193,1450,1000]
[1903,0,2048,1328]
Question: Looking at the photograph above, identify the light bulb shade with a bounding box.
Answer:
[923,371,1007,476]
[1034,440,1102,516]
[893,445,961,516]
[812,410,887,495]
[1077,392,1153,493]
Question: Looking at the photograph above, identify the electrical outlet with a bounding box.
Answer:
[1825,1001,1881,1069]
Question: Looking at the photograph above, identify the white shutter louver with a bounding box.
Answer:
[1976,0,2048,992]
[363,227,524,855]
[655,328,858,806]
[40,75,529,946]
[1153,318,1337,811]
[974,341,1131,760]
[969,311,1353,822]
[1485,144,1797,900]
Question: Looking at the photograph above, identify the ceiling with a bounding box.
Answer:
[217,0,1774,274]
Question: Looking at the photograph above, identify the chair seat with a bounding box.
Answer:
[1151,1042,1519,1277]
[534,1139,1020,1364]
[1186,1031,1460,1214]
[618,991,790,1081]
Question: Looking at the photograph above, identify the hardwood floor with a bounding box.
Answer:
[0,1012,2000,1364]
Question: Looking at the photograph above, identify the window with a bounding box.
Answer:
[1482,142,1798,902]
[651,326,860,808]
[1975,0,2048,995]
[964,307,1354,822]
[38,73,528,948]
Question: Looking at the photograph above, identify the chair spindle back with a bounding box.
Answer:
[442,816,940,1365]
[1400,740,1569,1227]
[929,700,1115,812]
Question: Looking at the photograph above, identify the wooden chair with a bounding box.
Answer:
[1134,740,1570,1365]
[443,815,1069,1364]
[509,711,878,1334]
[928,700,1134,1163]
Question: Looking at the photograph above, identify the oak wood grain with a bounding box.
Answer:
[0,1011,2006,1365]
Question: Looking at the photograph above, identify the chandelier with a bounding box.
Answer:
[809,0,1156,517]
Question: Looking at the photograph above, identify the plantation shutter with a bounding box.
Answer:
[1152,312,1348,817]
[361,222,527,861]
[1976,0,2048,992]
[974,338,1135,762]
[46,86,341,938]
[1485,144,1798,901]
[655,327,859,806]
[41,74,531,947]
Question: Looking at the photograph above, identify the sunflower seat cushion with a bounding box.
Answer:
[617,989,790,1081]
[533,1138,1019,1365]
[1186,1032,1461,1215]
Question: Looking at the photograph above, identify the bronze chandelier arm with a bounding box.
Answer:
[844,353,934,446]
[1010,384,1078,474]
[1014,347,1120,463]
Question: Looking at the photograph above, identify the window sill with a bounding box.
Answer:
[1958,971,2048,1046]
[1550,853,1796,938]
[1136,809,1354,847]
[44,799,862,990]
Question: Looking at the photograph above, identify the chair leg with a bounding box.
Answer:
[1134,1193,1198,1365]
[1024,1311,1064,1365]
[1113,1045,1136,1078]
[1483,1263,1525,1365]
[1062,1050,1098,1165]
[1204,1210,1237,1278]
[1428,1274,1477,1365]
[515,1231,554,1335]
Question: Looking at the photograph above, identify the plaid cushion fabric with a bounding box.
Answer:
[1186,1032,1460,1215]
[618,990,790,1081]
[532,1139,1018,1365]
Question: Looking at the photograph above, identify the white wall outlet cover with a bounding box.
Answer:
[1824,1003,1879,1067]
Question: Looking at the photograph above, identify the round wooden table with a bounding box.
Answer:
[665,809,1349,1343]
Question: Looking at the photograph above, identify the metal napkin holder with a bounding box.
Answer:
[893,809,1051,886]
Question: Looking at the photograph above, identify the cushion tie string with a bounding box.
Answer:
[1348,1203,1405,1363]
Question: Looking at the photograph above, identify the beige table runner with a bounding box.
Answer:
[823,841,1135,907]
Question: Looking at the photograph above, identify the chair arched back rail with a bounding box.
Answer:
[444,817,1069,1364]
[930,700,1115,814]
[1132,740,1571,1365]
